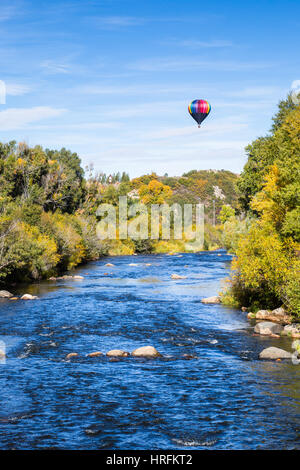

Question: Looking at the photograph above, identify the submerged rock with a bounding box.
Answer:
[259,347,292,360]
[201,296,221,304]
[182,354,198,360]
[282,324,300,338]
[171,274,187,279]
[131,346,161,358]
[254,321,283,336]
[0,290,13,298]
[65,353,78,360]
[105,263,114,267]
[106,349,130,357]
[87,351,103,358]
[9,297,19,301]
[21,294,38,300]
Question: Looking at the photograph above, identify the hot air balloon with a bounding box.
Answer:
[188,99,211,128]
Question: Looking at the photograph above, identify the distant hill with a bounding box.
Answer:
[159,169,239,223]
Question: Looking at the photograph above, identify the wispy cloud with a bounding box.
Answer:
[142,121,248,140]
[6,83,31,96]
[0,5,17,22]
[129,58,275,72]
[95,100,186,119]
[76,83,195,96]
[225,86,285,98]
[0,106,66,130]
[31,122,121,131]
[86,15,221,31]
[172,39,234,48]
[40,60,71,74]
[90,16,145,28]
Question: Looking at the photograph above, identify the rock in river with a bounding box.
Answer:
[254,321,283,336]
[0,290,13,298]
[105,263,114,267]
[106,349,130,357]
[87,351,103,358]
[259,347,292,360]
[66,353,78,360]
[282,324,300,338]
[171,274,187,279]
[21,294,38,300]
[201,296,221,304]
[131,346,161,357]
[254,308,291,324]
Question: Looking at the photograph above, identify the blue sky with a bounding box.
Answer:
[0,0,299,176]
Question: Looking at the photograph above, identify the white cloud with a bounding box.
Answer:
[0,106,66,130]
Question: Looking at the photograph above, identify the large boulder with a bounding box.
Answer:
[0,290,13,298]
[131,346,161,358]
[259,347,292,360]
[282,324,300,338]
[201,296,221,304]
[21,294,38,300]
[254,321,283,336]
[106,349,130,357]
[255,308,291,324]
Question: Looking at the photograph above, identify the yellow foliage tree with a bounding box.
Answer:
[139,179,172,205]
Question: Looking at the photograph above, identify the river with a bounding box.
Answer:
[0,251,299,450]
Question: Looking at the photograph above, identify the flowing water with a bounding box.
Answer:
[0,251,299,450]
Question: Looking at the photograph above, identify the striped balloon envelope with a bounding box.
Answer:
[188,99,211,127]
